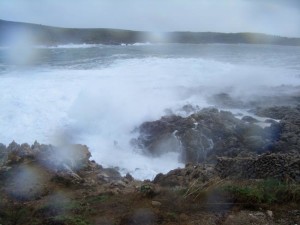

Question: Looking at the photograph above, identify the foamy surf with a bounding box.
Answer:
[38,43,102,49]
[0,43,103,49]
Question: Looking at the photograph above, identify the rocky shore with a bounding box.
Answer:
[0,105,299,225]
[132,105,300,163]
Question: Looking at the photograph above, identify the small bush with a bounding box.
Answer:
[85,194,111,204]
[166,212,178,221]
[50,215,90,225]
[0,203,32,225]
[224,185,264,204]
[140,184,156,197]
[223,179,300,205]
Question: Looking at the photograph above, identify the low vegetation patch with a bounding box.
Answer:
[179,178,300,210]
[223,179,300,205]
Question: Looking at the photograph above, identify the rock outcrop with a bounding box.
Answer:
[1,141,92,173]
[153,163,216,187]
[132,107,277,163]
[215,152,300,182]
[0,141,139,201]
[253,105,300,153]
[152,152,300,189]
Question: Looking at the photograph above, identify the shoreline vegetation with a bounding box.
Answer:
[1,19,300,46]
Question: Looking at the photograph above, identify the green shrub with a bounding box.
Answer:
[85,194,111,204]
[223,179,300,205]
[51,215,90,225]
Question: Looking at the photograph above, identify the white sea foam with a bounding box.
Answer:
[38,43,102,49]
[0,56,299,179]
[129,42,153,46]
[1,43,102,49]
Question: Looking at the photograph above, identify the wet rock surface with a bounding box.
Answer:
[215,152,300,181]
[209,91,300,109]
[0,141,136,200]
[253,105,300,120]
[152,152,300,187]
[153,163,216,187]
[209,93,245,108]
[132,107,280,163]
[252,105,300,153]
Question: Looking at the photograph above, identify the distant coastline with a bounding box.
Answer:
[1,19,300,46]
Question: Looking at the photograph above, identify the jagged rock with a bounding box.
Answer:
[242,116,259,123]
[36,144,91,171]
[0,143,6,154]
[133,108,275,163]
[125,173,134,181]
[260,106,300,153]
[0,143,7,166]
[97,168,121,183]
[209,93,245,108]
[7,141,20,152]
[6,141,22,164]
[181,104,200,114]
[264,119,277,124]
[215,152,300,182]
[0,141,133,197]
[254,106,299,120]
[153,163,216,187]
[51,171,84,186]
[243,136,265,152]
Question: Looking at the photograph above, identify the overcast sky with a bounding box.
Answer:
[1,0,300,37]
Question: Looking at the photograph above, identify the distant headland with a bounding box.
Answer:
[1,19,300,46]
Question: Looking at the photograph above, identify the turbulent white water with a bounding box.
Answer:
[0,43,300,180]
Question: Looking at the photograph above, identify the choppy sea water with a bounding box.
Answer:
[0,43,300,179]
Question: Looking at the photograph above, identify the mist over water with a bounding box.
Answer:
[0,43,300,179]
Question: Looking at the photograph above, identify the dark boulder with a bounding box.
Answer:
[133,108,276,163]
[215,152,300,182]
[263,106,300,153]
[209,93,245,108]
[153,163,215,187]
[241,116,259,123]
[253,106,299,120]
